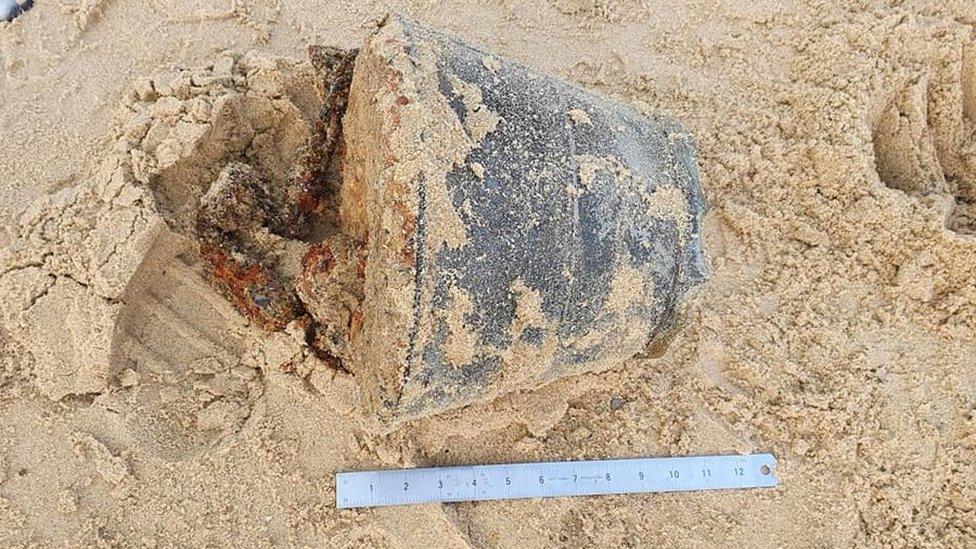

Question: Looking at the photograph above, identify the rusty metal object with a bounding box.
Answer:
[195,162,303,331]
[193,17,707,425]
[331,16,708,425]
[195,48,358,349]
[296,236,368,358]
[286,46,359,221]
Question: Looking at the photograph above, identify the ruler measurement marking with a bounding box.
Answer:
[337,454,777,508]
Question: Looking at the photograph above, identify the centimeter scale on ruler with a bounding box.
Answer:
[337,453,777,509]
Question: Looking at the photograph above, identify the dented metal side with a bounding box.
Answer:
[343,17,708,423]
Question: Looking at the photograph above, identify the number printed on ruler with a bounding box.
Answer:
[336,453,778,509]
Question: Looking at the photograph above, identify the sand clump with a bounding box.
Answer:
[1,1,976,547]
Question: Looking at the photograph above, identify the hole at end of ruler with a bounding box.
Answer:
[759,465,771,476]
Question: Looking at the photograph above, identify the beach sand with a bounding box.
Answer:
[1,1,975,546]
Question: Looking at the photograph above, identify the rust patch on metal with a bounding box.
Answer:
[199,244,300,331]
[192,46,362,374]
[302,242,337,275]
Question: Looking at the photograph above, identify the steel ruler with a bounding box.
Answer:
[336,453,777,509]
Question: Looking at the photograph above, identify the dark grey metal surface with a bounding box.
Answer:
[382,18,707,419]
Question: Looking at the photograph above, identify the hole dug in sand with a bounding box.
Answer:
[871,39,976,235]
